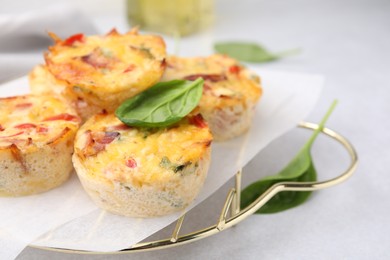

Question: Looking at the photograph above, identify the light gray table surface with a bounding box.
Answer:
[1,0,389,259]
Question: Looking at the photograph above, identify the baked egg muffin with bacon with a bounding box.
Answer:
[0,95,80,196]
[162,54,262,141]
[44,28,166,113]
[73,112,212,217]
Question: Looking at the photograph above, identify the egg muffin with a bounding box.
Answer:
[73,112,212,217]
[0,95,80,196]
[29,64,103,121]
[44,28,166,113]
[162,54,262,141]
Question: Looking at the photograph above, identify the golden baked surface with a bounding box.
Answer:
[74,112,212,186]
[45,28,166,108]
[0,95,80,149]
[0,95,80,196]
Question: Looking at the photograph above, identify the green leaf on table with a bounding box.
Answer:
[240,101,338,213]
[115,78,203,128]
[214,42,300,63]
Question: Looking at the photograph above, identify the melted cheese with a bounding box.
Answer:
[0,95,79,150]
[74,113,212,186]
[45,29,166,95]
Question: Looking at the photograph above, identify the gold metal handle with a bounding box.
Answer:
[30,121,358,254]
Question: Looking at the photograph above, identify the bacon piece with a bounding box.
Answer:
[81,48,110,68]
[81,130,105,158]
[0,125,4,131]
[96,132,120,144]
[184,74,227,82]
[43,113,80,122]
[63,33,84,46]
[82,130,120,157]
[188,114,207,128]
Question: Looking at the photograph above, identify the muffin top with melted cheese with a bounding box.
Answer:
[45,28,166,99]
[0,95,80,151]
[73,112,212,187]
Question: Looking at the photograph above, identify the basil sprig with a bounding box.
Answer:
[214,42,300,63]
[241,101,338,213]
[115,78,203,128]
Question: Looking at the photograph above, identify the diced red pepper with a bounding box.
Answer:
[43,113,80,122]
[14,123,37,129]
[229,65,241,74]
[125,158,137,168]
[188,114,207,128]
[63,33,84,46]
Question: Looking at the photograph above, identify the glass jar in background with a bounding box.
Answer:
[126,0,214,36]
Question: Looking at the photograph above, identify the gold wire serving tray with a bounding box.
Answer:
[30,121,358,254]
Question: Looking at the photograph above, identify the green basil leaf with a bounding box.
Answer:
[241,101,338,213]
[115,78,203,128]
[214,42,300,63]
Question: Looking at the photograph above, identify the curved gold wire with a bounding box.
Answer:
[30,121,358,254]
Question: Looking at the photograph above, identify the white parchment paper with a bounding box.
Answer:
[0,69,323,256]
